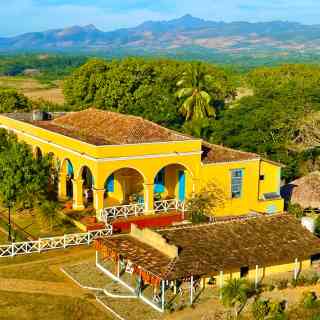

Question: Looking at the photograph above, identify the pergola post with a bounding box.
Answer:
[117,258,120,278]
[294,258,299,280]
[255,265,259,289]
[219,271,223,299]
[190,275,194,305]
[161,280,165,311]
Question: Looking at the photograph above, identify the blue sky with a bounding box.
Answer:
[0,0,319,36]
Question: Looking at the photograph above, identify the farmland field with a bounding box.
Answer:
[0,76,65,104]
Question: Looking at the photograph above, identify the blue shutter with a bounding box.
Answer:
[106,174,114,192]
[231,169,243,198]
[67,161,73,176]
[154,169,165,193]
[178,171,186,201]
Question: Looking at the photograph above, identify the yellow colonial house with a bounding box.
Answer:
[0,108,283,220]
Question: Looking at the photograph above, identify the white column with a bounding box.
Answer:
[161,280,165,311]
[255,265,259,288]
[294,258,299,280]
[190,276,194,305]
[117,259,120,278]
[219,271,223,299]
[95,250,98,265]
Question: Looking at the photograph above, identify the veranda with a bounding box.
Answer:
[94,239,203,312]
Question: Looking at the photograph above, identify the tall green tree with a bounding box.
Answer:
[63,58,234,129]
[0,130,52,240]
[221,278,249,319]
[0,89,31,113]
[176,62,231,120]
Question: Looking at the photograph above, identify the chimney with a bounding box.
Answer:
[130,224,178,259]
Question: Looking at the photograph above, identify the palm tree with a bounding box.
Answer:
[176,62,217,120]
[220,278,249,319]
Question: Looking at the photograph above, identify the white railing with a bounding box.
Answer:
[0,226,112,258]
[99,203,145,223]
[154,199,186,213]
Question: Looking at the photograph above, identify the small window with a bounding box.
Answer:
[240,266,249,278]
[231,169,243,198]
[311,254,320,265]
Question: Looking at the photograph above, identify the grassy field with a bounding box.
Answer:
[10,209,80,239]
[0,76,65,104]
[0,245,320,319]
[0,247,112,319]
[0,291,109,320]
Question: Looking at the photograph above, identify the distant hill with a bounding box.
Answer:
[2,15,320,60]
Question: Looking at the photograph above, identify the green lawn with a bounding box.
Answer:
[0,230,8,244]
[10,210,80,239]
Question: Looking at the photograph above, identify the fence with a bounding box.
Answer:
[0,226,112,258]
[154,199,186,213]
[99,204,145,223]
[100,199,187,223]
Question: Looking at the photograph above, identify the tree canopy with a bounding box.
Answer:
[63,57,235,128]
[0,130,52,210]
[0,89,31,113]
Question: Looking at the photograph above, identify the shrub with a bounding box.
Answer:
[252,298,270,320]
[0,89,31,113]
[269,300,288,319]
[302,291,318,309]
[38,200,60,231]
[287,203,305,219]
[275,279,289,290]
[291,275,307,287]
[252,299,288,320]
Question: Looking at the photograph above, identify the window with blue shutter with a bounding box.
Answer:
[105,174,114,192]
[231,169,243,198]
[154,169,165,193]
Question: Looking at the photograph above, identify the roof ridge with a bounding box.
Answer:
[157,213,288,232]
[202,141,260,158]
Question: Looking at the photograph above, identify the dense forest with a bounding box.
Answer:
[0,54,87,80]
[1,54,320,182]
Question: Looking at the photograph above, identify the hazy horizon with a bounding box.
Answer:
[0,0,319,37]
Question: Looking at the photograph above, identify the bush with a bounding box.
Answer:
[252,299,287,320]
[287,203,305,219]
[38,200,60,231]
[275,279,289,290]
[252,298,270,319]
[302,291,319,309]
[269,300,288,319]
[0,89,31,113]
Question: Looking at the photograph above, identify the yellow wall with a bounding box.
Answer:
[208,259,311,286]
[0,114,284,215]
[200,159,284,216]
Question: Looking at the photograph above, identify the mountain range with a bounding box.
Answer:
[1,15,320,57]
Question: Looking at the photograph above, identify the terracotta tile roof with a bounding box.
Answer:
[282,171,320,209]
[99,215,320,280]
[32,108,192,145]
[99,235,171,278]
[201,142,260,163]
